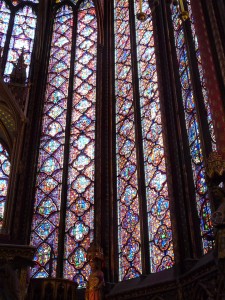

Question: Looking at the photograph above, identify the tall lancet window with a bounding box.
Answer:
[170,1,216,252]
[114,0,174,281]
[0,1,11,53]
[30,0,97,288]
[0,0,38,81]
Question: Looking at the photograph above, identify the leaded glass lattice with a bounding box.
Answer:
[0,143,10,229]
[186,0,216,151]
[63,0,97,287]
[31,0,97,287]
[115,0,174,280]
[30,5,73,278]
[115,0,142,281]
[171,5,213,252]
[135,0,174,272]
[0,1,10,55]
[4,6,37,81]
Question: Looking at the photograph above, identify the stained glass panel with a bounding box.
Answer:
[114,0,142,281]
[186,0,216,151]
[63,0,97,288]
[0,143,10,229]
[30,5,73,278]
[55,0,78,4]
[4,6,37,81]
[0,1,10,56]
[135,0,174,272]
[12,0,38,5]
[171,5,213,252]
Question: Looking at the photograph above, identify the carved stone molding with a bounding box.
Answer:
[27,278,78,300]
[0,243,35,262]
[0,244,35,300]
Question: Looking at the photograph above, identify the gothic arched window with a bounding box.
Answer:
[114,0,216,281]
[170,1,216,252]
[114,0,174,280]
[30,0,98,288]
[0,0,38,81]
[29,0,217,288]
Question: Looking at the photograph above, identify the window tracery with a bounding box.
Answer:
[0,0,38,81]
[30,0,97,288]
[24,0,217,287]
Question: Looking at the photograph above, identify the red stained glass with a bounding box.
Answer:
[4,6,37,81]
[30,5,73,278]
[171,4,214,252]
[63,0,97,287]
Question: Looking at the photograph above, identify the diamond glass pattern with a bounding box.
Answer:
[136,1,174,272]
[4,6,37,81]
[30,5,73,278]
[63,0,97,287]
[115,0,142,281]
[171,5,213,252]
[186,0,216,151]
[0,1,10,55]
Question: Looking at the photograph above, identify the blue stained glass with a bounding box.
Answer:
[30,5,73,278]
[0,1,10,53]
[171,4,213,252]
[4,6,37,81]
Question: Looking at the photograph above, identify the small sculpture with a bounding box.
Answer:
[85,257,104,300]
[85,243,104,300]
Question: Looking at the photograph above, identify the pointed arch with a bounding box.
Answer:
[31,0,98,287]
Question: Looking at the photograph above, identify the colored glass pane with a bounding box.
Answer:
[186,0,216,151]
[115,0,142,281]
[55,0,78,4]
[12,0,38,5]
[0,143,10,229]
[135,0,174,272]
[4,6,37,81]
[171,6,213,252]
[63,0,97,288]
[30,5,73,278]
[0,1,10,56]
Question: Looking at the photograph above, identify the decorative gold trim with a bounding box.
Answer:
[206,152,225,183]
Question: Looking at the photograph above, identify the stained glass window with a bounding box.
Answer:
[171,3,215,252]
[31,0,97,287]
[27,0,217,287]
[30,5,73,278]
[0,143,10,229]
[186,0,216,151]
[115,0,142,280]
[63,0,97,287]
[114,0,174,280]
[4,6,37,81]
[135,0,174,273]
[0,1,10,55]
[0,0,38,80]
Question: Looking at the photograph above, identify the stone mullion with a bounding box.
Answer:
[163,0,202,260]
[190,0,225,157]
[13,0,55,244]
